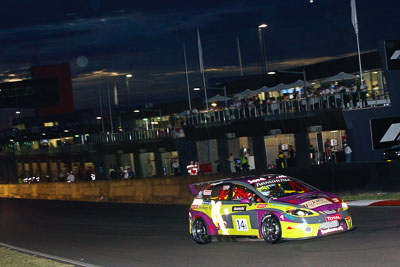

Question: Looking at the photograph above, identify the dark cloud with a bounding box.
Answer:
[0,0,399,110]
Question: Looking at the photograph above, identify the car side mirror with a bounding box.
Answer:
[240,198,252,205]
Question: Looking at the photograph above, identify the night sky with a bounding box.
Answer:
[1,0,399,110]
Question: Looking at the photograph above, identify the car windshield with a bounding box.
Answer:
[250,177,316,198]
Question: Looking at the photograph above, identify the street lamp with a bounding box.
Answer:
[193,86,228,108]
[133,109,161,118]
[125,74,133,108]
[258,23,268,74]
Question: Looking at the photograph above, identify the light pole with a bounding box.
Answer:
[183,43,192,111]
[193,86,228,108]
[258,24,268,74]
[125,74,133,108]
[106,76,114,134]
[97,81,105,133]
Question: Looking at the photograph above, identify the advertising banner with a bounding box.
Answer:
[385,40,400,70]
[370,116,400,150]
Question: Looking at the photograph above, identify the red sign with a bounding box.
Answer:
[203,190,212,196]
[326,215,341,222]
[32,63,74,115]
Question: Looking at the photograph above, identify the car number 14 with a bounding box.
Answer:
[235,218,249,231]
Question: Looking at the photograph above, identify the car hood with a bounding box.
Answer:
[275,191,342,212]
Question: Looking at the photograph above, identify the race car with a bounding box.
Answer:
[188,174,353,244]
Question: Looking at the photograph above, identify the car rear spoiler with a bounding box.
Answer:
[189,178,232,196]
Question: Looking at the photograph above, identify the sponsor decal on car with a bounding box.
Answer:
[232,206,246,212]
[320,220,339,229]
[255,178,291,188]
[257,204,267,208]
[235,218,249,231]
[203,189,212,196]
[301,198,332,209]
[323,210,337,215]
[320,225,344,235]
[305,226,313,233]
[192,205,198,209]
[326,214,341,222]
[284,214,296,221]
[247,177,267,184]
[331,198,341,203]
[223,185,230,190]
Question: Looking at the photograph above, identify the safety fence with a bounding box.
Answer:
[184,92,390,126]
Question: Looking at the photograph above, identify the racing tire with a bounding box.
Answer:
[261,214,281,244]
[191,218,210,245]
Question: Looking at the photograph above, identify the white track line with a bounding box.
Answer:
[0,242,102,267]
[347,200,382,206]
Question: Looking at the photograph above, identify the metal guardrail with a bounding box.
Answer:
[0,128,184,154]
[12,144,96,155]
[87,128,175,144]
[183,92,391,126]
[0,92,391,154]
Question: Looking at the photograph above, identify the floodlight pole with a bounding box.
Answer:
[97,81,105,133]
[106,76,114,134]
[258,24,268,74]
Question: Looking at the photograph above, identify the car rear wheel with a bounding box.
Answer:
[192,218,210,244]
[261,214,281,244]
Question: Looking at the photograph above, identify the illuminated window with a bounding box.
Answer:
[15,124,26,130]
[44,121,59,127]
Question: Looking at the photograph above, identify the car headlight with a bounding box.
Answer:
[286,209,314,216]
[342,201,348,210]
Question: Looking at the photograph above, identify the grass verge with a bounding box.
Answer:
[0,247,73,267]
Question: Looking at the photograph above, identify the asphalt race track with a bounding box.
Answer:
[1,198,400,267]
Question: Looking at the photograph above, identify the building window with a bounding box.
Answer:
[44,121,59,127]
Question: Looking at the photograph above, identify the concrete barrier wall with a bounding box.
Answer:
[0,175,224,205]
[1,162,399,204]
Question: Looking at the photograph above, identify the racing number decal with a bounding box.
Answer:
[235,218,249,231]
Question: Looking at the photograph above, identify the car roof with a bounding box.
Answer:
[232,174,292,185]
[189,174,292,196]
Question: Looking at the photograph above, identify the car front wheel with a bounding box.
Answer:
[261,214,281,244]
[192,218,210,244]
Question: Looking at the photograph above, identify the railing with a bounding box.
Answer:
[87,127,181,144]
[12,144,96,155]
[184,92,391,126]
[0,91,391,153]
[0,127,186,155]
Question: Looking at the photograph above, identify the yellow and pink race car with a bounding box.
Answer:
[188,174,353,244]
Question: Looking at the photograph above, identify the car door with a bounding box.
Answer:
[207,183,233,235]
[225,184,261,236]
